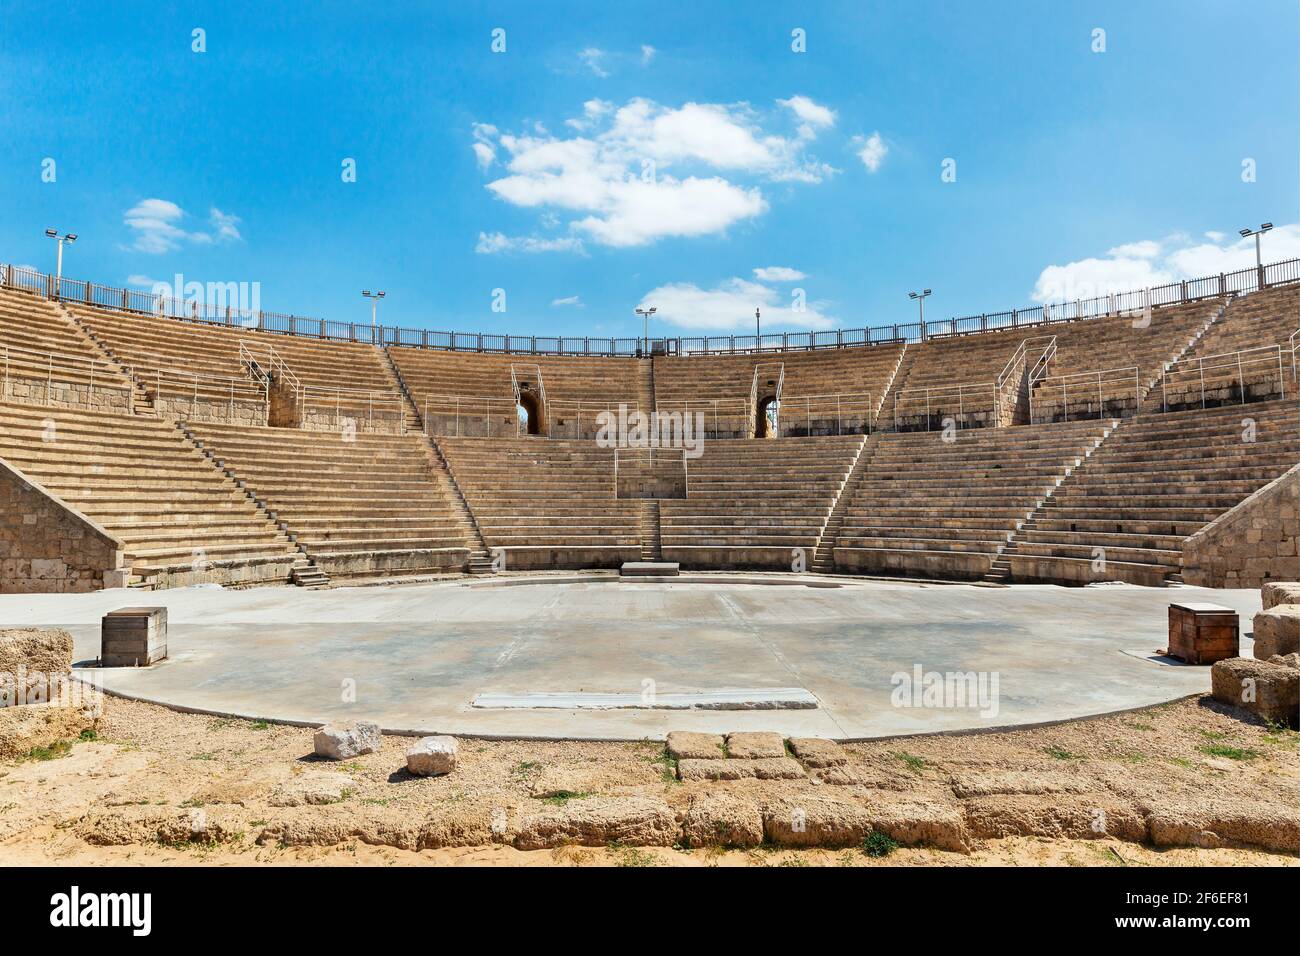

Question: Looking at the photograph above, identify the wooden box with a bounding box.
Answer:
[1168,602,1239,665]
[101,606,168,667]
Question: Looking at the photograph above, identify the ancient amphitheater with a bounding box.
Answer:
[2,259,1299,866]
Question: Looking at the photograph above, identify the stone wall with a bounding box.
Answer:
[0,458,127,592]
[1183,462,1300,589]
[1,377,132,414]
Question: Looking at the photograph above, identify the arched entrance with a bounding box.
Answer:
[517,391,544,436]
[756,396,780,439]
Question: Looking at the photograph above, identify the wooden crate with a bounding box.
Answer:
[101,606,168,667]
[1168,602,1238,665]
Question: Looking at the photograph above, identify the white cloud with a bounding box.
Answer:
[639,276,835,332]
[1032,225,1300,302]
[475,231,586,255]
[579,47,609,77]
[640,45,656,65]
[123,198,241,254]
[209,208,241,242]
[474,95,837,248]
[778,95,836,139]
[551,295,583,307]
[126,273,162,287]
[753,266,806,282]
[854,132,887,173]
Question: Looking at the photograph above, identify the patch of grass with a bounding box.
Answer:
[893,751,926,773]
[1124,720,1156,732]
[1115,751,1146,764]
[536,790,591,806]
[862,831,899,858]
[1045,745,1082,761]
[1200,744,1262,762]
[1166,757,1194,769]
[650,747,680,785]
[778,855,809,867]
[78,728,98,742]
[250,820,267,828]
[1198,729,1228,741]
[615,847,657,867]
[207,718,233,731]
[250,720,270,731]
[191,752,216,761]
[21,740,72,762]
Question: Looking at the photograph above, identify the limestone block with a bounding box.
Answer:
[1263,583,1300,610]
[1253,605,1300,660]
[665,731,724,760]
[724,731,786,759]
[406,735,458,777]
[313,720,381,759]
[1211,657,1299,727]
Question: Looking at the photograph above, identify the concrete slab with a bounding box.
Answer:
[0,577,1263,741]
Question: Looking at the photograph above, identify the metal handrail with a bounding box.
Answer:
[775,391,875,436]
[299,384,407,432]
[1,345,133,410]
[1029,365,1140,424]
[128,363,267,423]
[8,255,1299,356]
[1158,344,1286,411]
[893,380,997,431]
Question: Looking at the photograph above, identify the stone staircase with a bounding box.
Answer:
[639,499,662,560]
[811,433,875,573]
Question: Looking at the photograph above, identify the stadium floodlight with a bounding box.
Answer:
[362,289,387,331]
[45,229,78,287]
[755,307,761,341]
[634,306,656,353]
[1239,224,1274,278]
[908,289,933,324]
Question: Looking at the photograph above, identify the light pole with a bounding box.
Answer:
[45,229,77,292]
[755,307,761,342]
[362,289,386,332]
[1239,223,1273,287]
[635,306,656,356]
[908,289,932,324]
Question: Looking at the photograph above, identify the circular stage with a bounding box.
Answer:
[14,575,1261,741]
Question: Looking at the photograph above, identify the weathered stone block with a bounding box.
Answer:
[313,720,381,759]
[406,735,458,776]
[1252,605,1300,660]
[665,731,724,760]
[724,731,786,759]
[1263,583,1300,610]
[1211,657,1299,727]
[787,736,849,767]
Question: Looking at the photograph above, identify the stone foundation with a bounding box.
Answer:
[1183,463,1300,589]
[0,460,127,592]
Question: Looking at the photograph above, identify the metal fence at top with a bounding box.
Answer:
[3,256,1297,358]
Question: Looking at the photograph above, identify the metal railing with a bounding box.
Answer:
[1291,326,1300,380]
[298,384,407,432]
[421,394,518,438]
[131,364,268,424]
[893,381,998,431]
[774,392,875,436]
[1029,366,1141,424]
[1,343,134,411]
[1157,345,1287,411]
[6,255,1299,357]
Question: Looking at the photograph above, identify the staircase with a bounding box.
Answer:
[422,433,495,574]
[378,346,424,433]
[810,433,874,573]
[57,301,156,415]
[983,418,1122,583]
[179,422,332,588]
[638,499,662,560]
[1137,296,1234,412]
[638,358,657,415]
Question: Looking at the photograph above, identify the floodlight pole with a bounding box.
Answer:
[755,307,761,342]
[45,229,77,295]
[1239,223,1273,290]
[635,306,656,357]
[362,289,386,332]
[909,289,932,337]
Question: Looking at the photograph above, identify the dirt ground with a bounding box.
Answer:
[1,693,1298,867]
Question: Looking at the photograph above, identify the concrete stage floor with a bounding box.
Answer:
[0,575,1262,741]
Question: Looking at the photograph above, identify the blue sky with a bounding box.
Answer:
[1,0,1296,339]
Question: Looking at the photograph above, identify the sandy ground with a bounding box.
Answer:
[1,693,1298,866]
